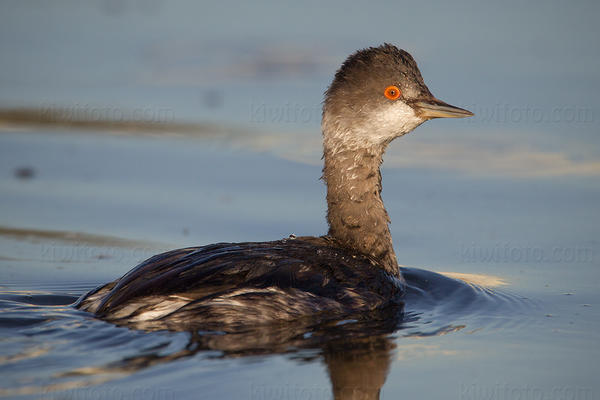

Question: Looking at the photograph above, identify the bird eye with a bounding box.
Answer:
[384,85,401,100]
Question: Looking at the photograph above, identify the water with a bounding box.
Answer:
[0,257,534,398]
[1,1,600,399]
[0,129,597,399]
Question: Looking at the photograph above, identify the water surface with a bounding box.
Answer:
[1,1,599,398]
[1,129,598,399]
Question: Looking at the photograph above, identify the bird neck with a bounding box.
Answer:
[322,137,400,278]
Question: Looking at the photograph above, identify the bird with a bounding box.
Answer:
[76,43,473,330]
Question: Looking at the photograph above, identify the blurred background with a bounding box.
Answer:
[1,0,599,284]
[1,1,600,399]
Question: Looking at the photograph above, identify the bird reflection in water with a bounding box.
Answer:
[65,290,473,400]
[63,312,404,400]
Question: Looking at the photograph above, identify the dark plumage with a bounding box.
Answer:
[76,237,404,329]
[326,43,433,109]
[76,44,472,328]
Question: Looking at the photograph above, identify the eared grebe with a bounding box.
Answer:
[76,44,473,329]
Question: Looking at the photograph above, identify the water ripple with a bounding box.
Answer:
[0,271,536,397]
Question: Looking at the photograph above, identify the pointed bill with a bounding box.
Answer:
[414,98,473,119]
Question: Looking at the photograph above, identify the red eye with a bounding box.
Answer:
[384,85,401,100]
